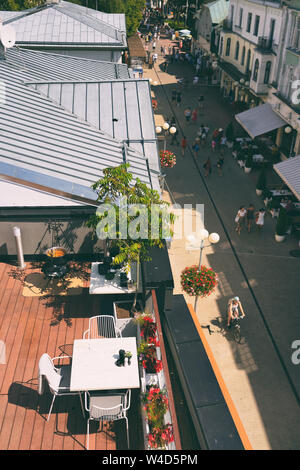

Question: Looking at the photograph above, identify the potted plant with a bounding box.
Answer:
[256,169,266,196]
[138,342,163,374]
[244,154,253,173]
[275,207,289,242]
[143,387,174,450]
[86,163,175,314]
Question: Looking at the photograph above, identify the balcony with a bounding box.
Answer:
[256,36,274,53]
[222,19,233,32]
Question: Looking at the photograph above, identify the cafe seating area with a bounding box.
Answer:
[0,261,146,450]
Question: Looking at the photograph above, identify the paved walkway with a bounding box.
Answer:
[142,34,300,450]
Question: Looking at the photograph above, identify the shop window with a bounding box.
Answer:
[264,61,272,84]
[252,59,259,82]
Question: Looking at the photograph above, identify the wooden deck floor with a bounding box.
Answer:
[0,262,142,451]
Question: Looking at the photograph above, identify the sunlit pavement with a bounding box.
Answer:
[141,32,300,450]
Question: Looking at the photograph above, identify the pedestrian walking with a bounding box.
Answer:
[162,60,168,72]
[211,139,216,152]
[152,41,156,50]
[152,53,158,64]
[192,139,200,158]
[176,91,182,106]
[198,95,204,110]
[181,135,187,156]
[246,204,255,232]
[171,127,179,145]
[203,157,212,177]
[184,107,192,123]
[168,45,172,55]
[217,157,224,176]
[191,108,198,124]
[171,89,177,104]
[193,76,199,86]
[255,208,266,231]
[220,135,227,155]
[235,206,247,235]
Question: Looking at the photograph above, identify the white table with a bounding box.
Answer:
[89,262,141,295]
[70,337,140,391]
[270,189,293,197]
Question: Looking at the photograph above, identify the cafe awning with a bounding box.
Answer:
[235,103,286,139]
[274,155,300,201]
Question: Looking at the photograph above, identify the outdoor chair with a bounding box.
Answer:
[38,353,85,421]
[83,315,122,339]
[84,389,131,450]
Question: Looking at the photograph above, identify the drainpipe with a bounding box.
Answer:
[13,227,26,270]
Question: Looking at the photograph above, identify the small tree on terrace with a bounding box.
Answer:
[86,163,174,311]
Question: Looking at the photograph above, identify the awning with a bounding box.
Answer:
[235,103,286,139]
[273,155,300,201]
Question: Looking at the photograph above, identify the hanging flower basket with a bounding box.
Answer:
[159,150,177,168]
[180,265,218,297]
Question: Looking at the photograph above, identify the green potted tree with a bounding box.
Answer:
[86,163,174,314]
[275,207,289,242]
[244,154,253,173]
[256,169,266,196]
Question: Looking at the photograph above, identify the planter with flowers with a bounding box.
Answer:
[181,265,218,298]
[136,312,176,450]
[159,150,176,168]
[142,387,174,450]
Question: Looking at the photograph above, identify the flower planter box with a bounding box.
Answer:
[137,316,176,450]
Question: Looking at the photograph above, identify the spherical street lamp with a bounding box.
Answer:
[163,122,170,131]
[285,126,292,134]
[156,126,162,134]
[208,232,220,244]
[169,126,176,134]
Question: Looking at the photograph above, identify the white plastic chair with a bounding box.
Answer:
[38,353,85,421]
[83,315,122,339]
[84,389,131,450]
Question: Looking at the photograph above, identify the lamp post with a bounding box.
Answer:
[285,126,296,158]
[187,230,220,310]
[156,122,176,151]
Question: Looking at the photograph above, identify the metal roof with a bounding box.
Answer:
[5,47,131,81]
[274,155,300,201]
[0,64,160,205]
[27,78,159,173]
[1,0,127,48]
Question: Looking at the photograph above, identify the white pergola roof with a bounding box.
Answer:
[274,155,300,201]
[235,104,287,139]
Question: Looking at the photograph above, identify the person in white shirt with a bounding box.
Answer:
[235,206,247,235]
[255,208,266,231]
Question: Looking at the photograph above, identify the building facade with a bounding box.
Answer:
[218,0,300,158]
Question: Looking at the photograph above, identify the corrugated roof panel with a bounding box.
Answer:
[0,65,159,200]
[2,1,126,47]
[274,155,300,201]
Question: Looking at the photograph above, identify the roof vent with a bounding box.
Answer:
[45,0,60,4]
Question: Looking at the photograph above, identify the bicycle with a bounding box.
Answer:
[228,316,244,343]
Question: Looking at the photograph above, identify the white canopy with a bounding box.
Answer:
[274,155,300,201]
[235,104,286,139]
